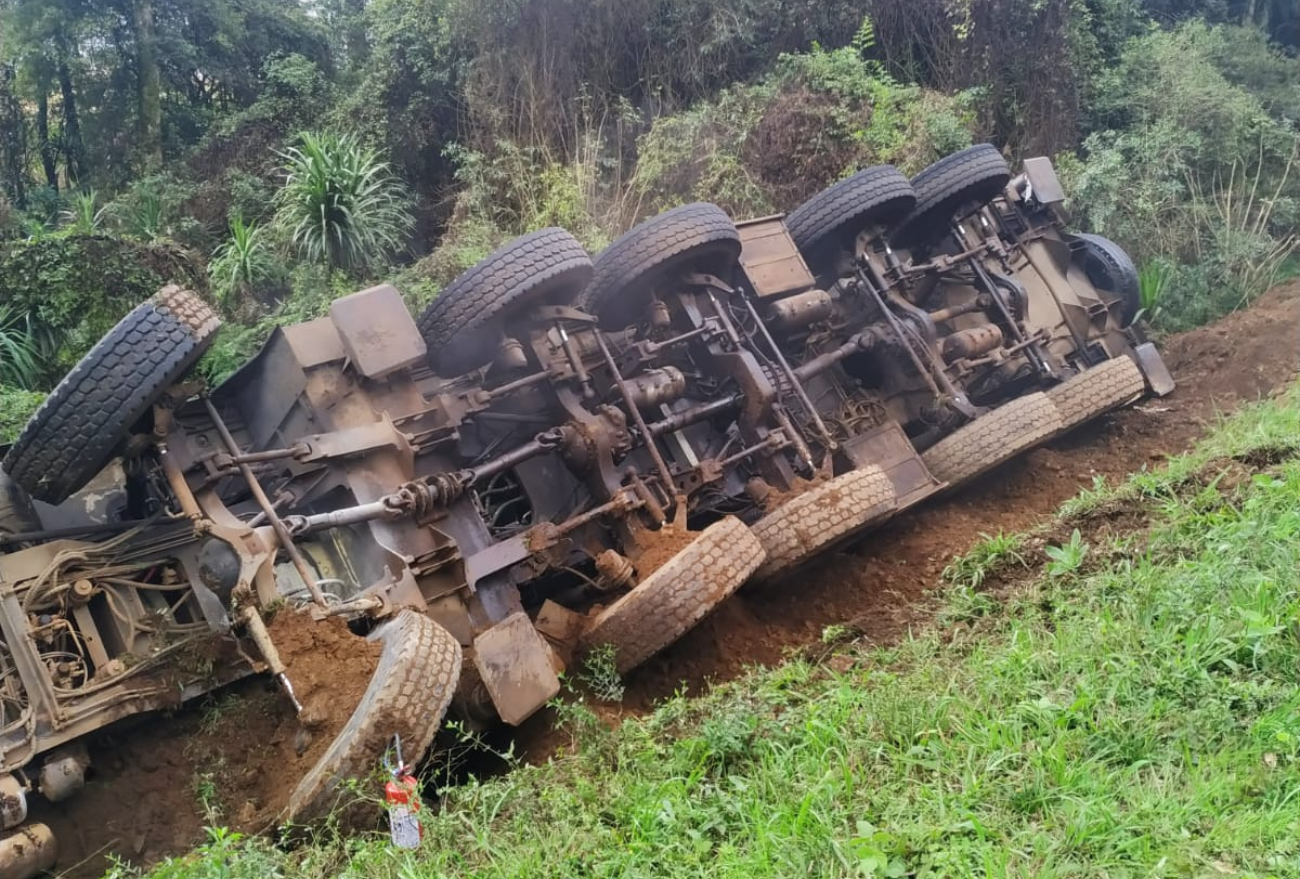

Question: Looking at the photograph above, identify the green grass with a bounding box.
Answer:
[122,385,1300,879]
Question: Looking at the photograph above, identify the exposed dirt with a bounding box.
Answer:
[31,612,380,878]
[615,280,1300,709]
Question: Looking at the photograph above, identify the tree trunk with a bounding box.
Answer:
[36,92,58,190]
[344,0,370,66]
[56,60,82,185]
[0,64,28,206]
[133,0,163,169]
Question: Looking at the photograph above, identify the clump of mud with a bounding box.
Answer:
[30,612,381,878]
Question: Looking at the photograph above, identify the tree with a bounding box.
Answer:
[132,0,161,168]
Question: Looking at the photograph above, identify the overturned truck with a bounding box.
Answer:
[0,146,1171,876]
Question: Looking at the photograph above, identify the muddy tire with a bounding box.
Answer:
[1076,233,1141,325]
[1048,357,1146,432]
[581,517,764,674]
[416,227,593,376]
[785,166,916,271]
[580,203,741,330]
[750,466,897,584]
[891,144,1011,251]
[1,287,219,504]
[285,610,462,825]
[922,392,1062,488]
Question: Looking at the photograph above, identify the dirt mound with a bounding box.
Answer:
[31,613,380,877]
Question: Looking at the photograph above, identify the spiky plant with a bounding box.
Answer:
[209,216,278,307]
[0,305,49,390]
[274,132,413,274]
[59,189,110,234]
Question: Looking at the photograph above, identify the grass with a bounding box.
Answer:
[119,384,1300,879]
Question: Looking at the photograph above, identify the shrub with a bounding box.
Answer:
[0,385,44,444]
[1061,21,1300,330]
[0,235,207,379]
[208,216,287,308]
[274,132,414,274]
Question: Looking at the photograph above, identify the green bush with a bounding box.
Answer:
[208,216,288,308]
[0,235,207,380]
[274,132,414,275]
[1061,21,1300,331]
[0,386,44,444]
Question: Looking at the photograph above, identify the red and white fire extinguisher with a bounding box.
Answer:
[384,734,422,850]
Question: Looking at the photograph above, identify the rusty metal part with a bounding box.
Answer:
[854,263,975,417]
[203,397,328,609]
[592,330,673,488]
[329,283,428,379]
[649,299,672,330]
[238,602,303,714]
[0,823,57,879]
[594,549,635,591]
[472,611,561,726]
[495,336,528,371]
[736,215,818,298]
[927,299,987,324]
[158,444,202,518]
[941,324,1005,362]
[210,444,308,468]
[625,367,687,409]
[647,394,743,437]
[740,293,836,452]
[767,288,833,331]
[526,488,645,550]
[792,332,878,383]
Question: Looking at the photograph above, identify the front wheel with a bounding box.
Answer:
[580,203,741,330]
[416,227,593,376]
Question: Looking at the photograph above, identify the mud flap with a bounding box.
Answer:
[840,420,942,509]
[472,611,561,726]
[1132,342,1175,397]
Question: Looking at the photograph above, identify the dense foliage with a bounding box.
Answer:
[0,0,1296,422]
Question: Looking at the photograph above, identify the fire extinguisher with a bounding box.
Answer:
[384,734,422,850]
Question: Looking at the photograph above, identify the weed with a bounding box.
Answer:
[575,644,625,703]
[942,531,1026,588]
[1044,528,1089,576]
[192,771,222,823]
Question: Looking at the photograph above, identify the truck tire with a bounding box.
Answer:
[750,466,896,584]
[891,144,1011,251]
[285,610,462,825]
[785,166,916,271]
[1,287,219,505]
[1076,233,1141,325]
[416,227,593,376]
[580,203,741,330]
[580,516,765,674]
[1048,357,1146,432]
[921,392,1062,488]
